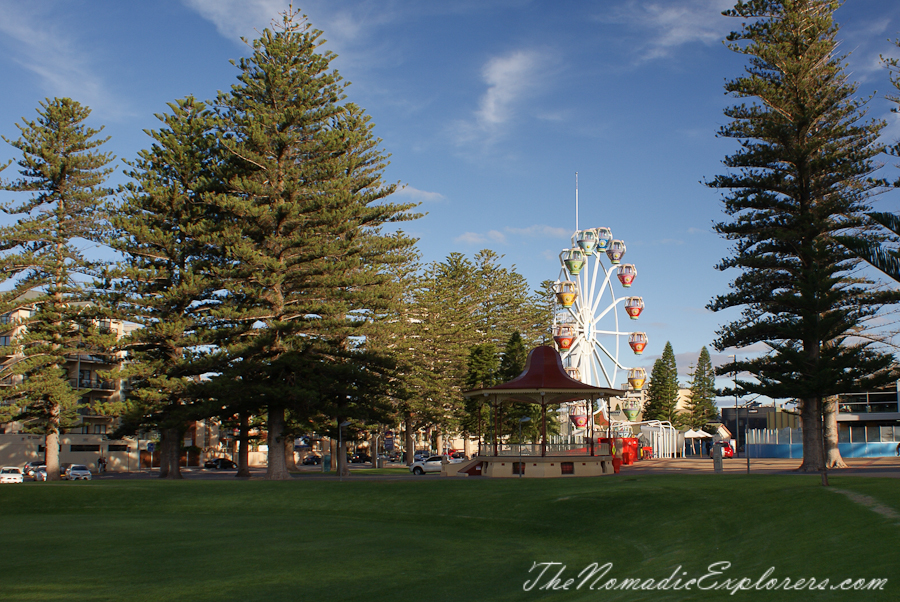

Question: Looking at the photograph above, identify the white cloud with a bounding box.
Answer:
[455,230,507,245]
[0,4,124,118]
[392,186,446,203]
[454,48,558,145]
[505,225,571,238]
[596,0,733,62]
[476,50,545,126]
[455,224,571,246]
[182,0,402,63]
[182,0,288,42]
[658,238,685,245]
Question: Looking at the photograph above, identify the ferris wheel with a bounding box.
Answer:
[551,227,648,425]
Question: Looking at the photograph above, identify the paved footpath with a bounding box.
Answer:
[622,456,900,478]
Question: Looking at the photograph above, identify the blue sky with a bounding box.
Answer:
[2,0,900,398]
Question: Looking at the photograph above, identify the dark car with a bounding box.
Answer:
[204,458,238,470]
[21,461,45,478]
[302,455,321,465]
[349,452,370,464]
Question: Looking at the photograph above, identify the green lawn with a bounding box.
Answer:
[0,474,897,602]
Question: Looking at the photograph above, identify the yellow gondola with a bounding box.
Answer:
[553,280,578,308]
[627,367,647,390]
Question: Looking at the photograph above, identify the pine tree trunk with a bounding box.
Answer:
[45,427,61,482]
[823,396,847,468]
[236,413,251,478]
[160,428,183,479]
[404,415,414,465]
[284,435,297,471]
[265,406,291,480]
[797,397,825,472]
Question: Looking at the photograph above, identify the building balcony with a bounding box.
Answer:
[68,378,116,391]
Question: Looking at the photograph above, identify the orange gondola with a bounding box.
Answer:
[624,296,644,320]
[629,332,648,355]
[553,280,578,308]
[617,264,637,287]
[565,366,581,381]
[606,239,626,264]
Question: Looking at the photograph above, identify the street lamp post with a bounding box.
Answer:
[518,417,531,478]
[730,354,737,458]
[338,420,350,482]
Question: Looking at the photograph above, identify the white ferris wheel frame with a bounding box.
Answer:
[555,242,638,393]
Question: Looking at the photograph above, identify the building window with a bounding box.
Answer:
[94,425,106,434]
[108,444,128,452]
[0,335,10,346]
[70,444,100,452]
[512,462,525,475]
[561,462,574,475]
[0,313,9,325]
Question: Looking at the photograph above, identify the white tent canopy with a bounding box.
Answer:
[684,428,713,438]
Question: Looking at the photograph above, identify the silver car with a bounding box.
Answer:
[408,455,463,475]
[64,465,92,480]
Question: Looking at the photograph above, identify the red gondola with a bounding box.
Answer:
[629,332,648,355]
[617,264,637,287]
[624,296,644,320]
[552,323,575,350]
[569,414,588,428]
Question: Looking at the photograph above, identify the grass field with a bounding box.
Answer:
[0,473,897,602]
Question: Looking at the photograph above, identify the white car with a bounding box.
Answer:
[64,465,92,480]
[409,455,463,475]
[0,466,24,484]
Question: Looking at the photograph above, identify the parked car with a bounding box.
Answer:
[0,466,24,484]
[64,465,92,480]
[204,458,238,470]
[33,468,48,481]
[22,461,45,478]
[409,455,443,475]
[709,441,734,459]
[301,455,321,465]
[350,452,370,464]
